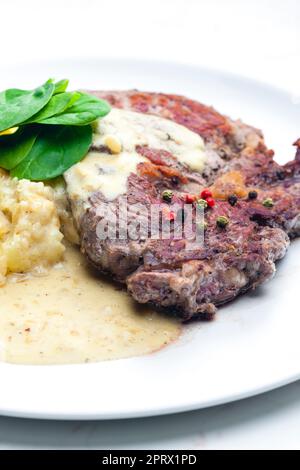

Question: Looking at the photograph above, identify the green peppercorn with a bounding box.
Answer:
[262,198,274,208]
[162,190,173,202]
[196,198,208,209]
[228,194,238,206]
[216,215,229,228]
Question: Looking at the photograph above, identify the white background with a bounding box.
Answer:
[0,0,300,450]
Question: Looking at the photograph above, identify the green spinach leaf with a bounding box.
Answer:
[36,92,110,126]
[0,81,54,132]
[0,79,111,181]
[11,125,92,181]
[0,127,38,170]
[26,91,81,124]
[53,79,69,94]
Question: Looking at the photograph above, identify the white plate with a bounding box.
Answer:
[0,58,299,420]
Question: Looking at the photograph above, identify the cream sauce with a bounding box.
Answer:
[0,244,180,365]
[64,109,207,217]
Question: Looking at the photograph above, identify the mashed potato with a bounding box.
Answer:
[48,177,80,246]
[0,170,65,284]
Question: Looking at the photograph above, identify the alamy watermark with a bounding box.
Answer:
[95,196,205,250]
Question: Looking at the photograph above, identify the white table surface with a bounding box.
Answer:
[0,0,299,450]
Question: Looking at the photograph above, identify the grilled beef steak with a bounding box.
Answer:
[64,91,300,320]
[80,173,289,320]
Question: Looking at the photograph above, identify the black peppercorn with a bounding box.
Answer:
[228,194,238,206]
[248,191,258,200]
[276,171,285,181]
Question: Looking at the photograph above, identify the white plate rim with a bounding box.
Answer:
[1,367,300,421]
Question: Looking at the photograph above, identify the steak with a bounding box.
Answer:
[65,91,300,320]
[81,175,289,320]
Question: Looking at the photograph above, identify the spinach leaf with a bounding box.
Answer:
[53,79,69,94]
[36,92,111,126]
[0,127,38,170]
[0,79,111,181]
[0,81,54,132]
[26,91,81,124]
[11,125,92,181]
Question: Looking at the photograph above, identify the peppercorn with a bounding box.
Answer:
[162,208,175,221]
[196,198,208,209]
[228,194,238,206]
[162,190,173,202]
[248,191,258,200]
[216,215,229,228]
[185,194,195,204]
[276,171,285,181]
[262,198,274,208]
[200,189,213,200]
[168,211,175,221]
[206,197,215,208]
